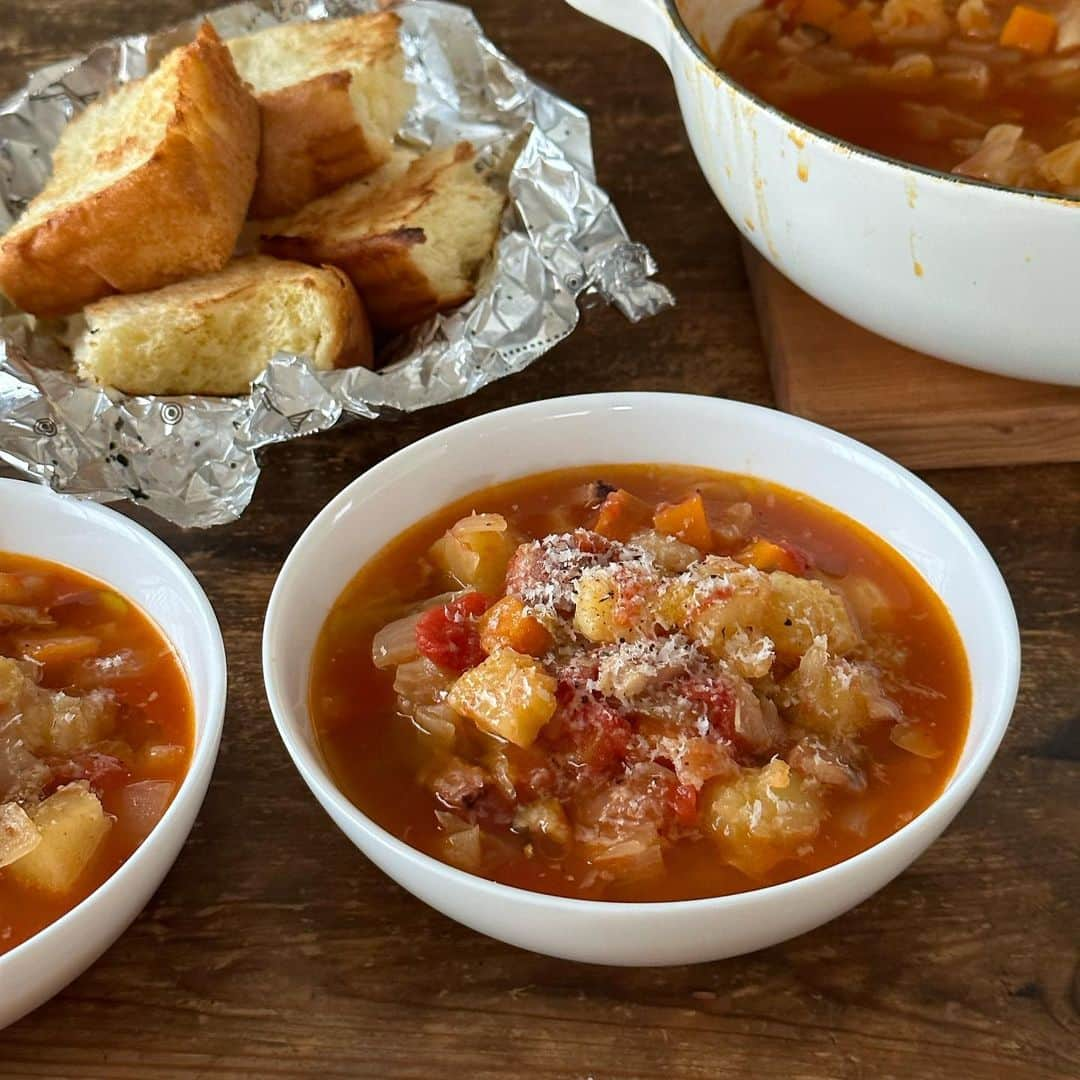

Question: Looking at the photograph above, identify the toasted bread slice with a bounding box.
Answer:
[0,24,259,319]
[74,256,373,397]
[228,12,414,219]
[260,142,506,331]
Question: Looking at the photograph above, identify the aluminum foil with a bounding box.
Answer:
[0,0,673,527]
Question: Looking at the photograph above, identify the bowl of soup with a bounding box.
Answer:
[263,392,1018,965]
[0,479,226,1028]
[563,0,1080,387]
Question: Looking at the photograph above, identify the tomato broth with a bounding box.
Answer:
[311,465,970,903]
[0,553,193,953]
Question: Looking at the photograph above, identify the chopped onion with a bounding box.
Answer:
[119,780,175,841]
[393,658,454,709]
[434,809,472,834]
[589,836,665,882]
[890,723,943,759]
[0,802,40,868]
[440,824,482,871]
[372,610,423,669]
[412,704,458,743]
[373,592,468,669]
[452,513,507,536]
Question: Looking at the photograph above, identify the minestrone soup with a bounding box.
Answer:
[311,466,970,902]
[0,553,193,953]
[702,0,1080,195]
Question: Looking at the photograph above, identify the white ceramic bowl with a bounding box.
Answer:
[564,0,1080,387]
[263,393,1019,966]
[0,480,226,1028]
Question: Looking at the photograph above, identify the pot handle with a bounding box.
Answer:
[563,0,671,55]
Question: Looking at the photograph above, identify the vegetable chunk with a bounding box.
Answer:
[703,760,824,877]
[692,571,860,662]
[430,514,518,593]
[780,636,899,738]
[478,596,553,657]
[8,782,112,893]
[447,649,557,747]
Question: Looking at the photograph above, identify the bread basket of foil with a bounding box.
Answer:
[0,0,672,527]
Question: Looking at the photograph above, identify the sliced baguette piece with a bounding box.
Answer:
[0,23,259,319]
[260,142,506,332]
[228,12,414,219]
[74,255,373,397]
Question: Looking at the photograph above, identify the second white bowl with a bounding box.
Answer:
[263,392,1019,966]
[0,481,227,1028]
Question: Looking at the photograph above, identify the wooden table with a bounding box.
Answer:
[2,3,1078,1077]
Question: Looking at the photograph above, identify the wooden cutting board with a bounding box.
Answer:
[742,242,1080,470]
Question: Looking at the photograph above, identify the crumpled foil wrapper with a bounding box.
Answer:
[0,0,673,527]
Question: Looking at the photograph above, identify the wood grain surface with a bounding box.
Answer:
[743,244,1080,470]
[1,3,1078,1077]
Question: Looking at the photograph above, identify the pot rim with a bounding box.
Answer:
[662,0,1080,207]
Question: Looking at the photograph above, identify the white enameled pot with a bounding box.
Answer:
[565,0,1080,386]
[264,393,1019,967]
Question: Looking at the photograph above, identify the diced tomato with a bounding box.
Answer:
[684,678,738,743]
[414,592,494,673]
[550,695,632,778]
[45,751,129,798]
[668,783,699,826]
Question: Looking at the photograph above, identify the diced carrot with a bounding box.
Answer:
[478,596,553,657]
[999,5,1057,54]
[653,493,713,552]
[793,0,849,29]
[830,6,875,48]
[15,634,101,666]
[592,488,653,542]
[736,538,807,576]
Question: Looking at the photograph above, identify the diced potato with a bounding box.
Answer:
[136,742,188,777]
[780,636,899,738]
[627,529,701,572]
[478,596,553,657]
[843,575,893,632]
[8,782,112,893]
[0,802,41,868]
[692,571,860,662]
[41,689,118,754]
[447,649,557,748]
[572,571,622,643]
[429,514,518,594]
[703,760,824,877]
[0,656,117,754]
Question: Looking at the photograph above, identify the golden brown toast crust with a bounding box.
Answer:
[250,71,386,220]
[0,23,259,318]
[236,11,406,218]
[261,143,483,331]
[322,263,375,371]
[263,227,460,333]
